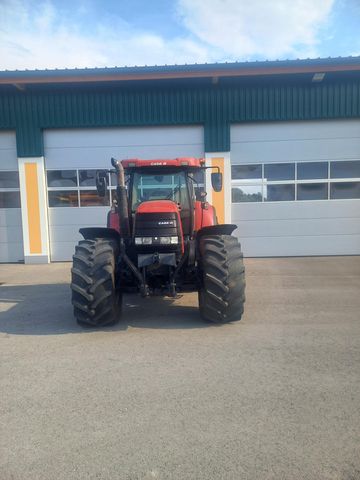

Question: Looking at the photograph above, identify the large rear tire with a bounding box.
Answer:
[198,235,245,323]
[71,238,121,327]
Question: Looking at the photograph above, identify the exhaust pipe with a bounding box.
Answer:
[111,158,149,296]
[111,157,130,239]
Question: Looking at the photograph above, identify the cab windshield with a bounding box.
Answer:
[131,171,190,212]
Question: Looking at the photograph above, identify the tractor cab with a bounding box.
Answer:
[101,157,222,240]
[129,166,193,237]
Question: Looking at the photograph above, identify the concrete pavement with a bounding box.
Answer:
[1,257,360,480]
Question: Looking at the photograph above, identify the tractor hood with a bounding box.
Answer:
[136,200,180,214]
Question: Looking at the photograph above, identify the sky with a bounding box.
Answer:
[0,0,360,71]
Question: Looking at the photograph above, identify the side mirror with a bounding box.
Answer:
[211,172,223,192]
[96,170,107,197]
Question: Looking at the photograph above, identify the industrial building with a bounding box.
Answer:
[0,56,360,263]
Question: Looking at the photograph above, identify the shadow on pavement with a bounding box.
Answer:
[0,283,215,336]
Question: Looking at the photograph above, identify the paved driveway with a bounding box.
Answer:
[1,257,360,480]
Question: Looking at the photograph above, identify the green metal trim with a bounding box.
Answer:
[16,125,43,157]
[1,81,360,156]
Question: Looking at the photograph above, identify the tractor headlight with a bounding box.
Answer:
[159,237,171,244]
[135,237,153,245]
[134,236,179,245]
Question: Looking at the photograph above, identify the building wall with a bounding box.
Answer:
[1,79,360,156]
[0,74,360,262]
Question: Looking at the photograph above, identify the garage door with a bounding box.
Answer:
[231,119,360,257]
[44,126,204,261]
[0,131,23,263]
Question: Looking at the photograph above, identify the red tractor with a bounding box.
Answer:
[71,158,245,326]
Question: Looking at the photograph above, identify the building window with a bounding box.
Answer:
[47,170,77,187]
[0,171,21,208]
[330,182,360,199]
[47,168,111,208]
[330,161,360,179]
[0,191,21,208]
[264,184,295,202]
[264,163,295,181]
[232,185,262,202]
[80,190,110,207]
[79,169,98,186]
[297,183,328,201]
[231,164,262,181]
[48,190,79,207]
[297,162,328,180]
[232,160,360,203]
[0,171,20,188]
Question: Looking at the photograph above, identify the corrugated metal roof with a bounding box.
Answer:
[1,56,360,84]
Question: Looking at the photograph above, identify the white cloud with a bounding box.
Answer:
[0,0,335,70]
[0,0,209,70]
[177,0,335,59]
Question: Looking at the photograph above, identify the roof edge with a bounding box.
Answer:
[1,56,360,85]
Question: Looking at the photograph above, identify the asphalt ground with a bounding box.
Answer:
[0,257,360,480]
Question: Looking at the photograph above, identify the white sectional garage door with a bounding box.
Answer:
[0,131,23,263]
[231,120,360,257]
[44,126,204,261]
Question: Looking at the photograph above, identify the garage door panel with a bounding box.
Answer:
[235,217,360,238]
[49,242,82,262]
[0,132,23,262]
[45,126,204,260]
[231,120,360,256]
[0,224,24,243]
[231,120,360,143]
[0,208,22,227]
[231,137,360,163]
[48,207,108,226]
[0,243,23,263]
[45,126,203,148]
[48,207,108,256]
[45,145,203,169]
[49,226,83,244]
[44,126,204,169]
[239,234,360,257]
[232,200,360,222]
[49,223,106,243]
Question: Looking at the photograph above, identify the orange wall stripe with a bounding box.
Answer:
[211,157,225,224]
[25,163,42,254]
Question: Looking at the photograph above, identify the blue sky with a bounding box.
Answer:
[1,0,360,70]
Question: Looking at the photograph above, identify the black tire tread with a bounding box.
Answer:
[199,234,246,324]
[71,238,121,326]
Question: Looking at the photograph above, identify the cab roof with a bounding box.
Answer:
[121,158,205,169]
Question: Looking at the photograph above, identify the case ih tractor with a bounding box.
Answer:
[70,158,245,326]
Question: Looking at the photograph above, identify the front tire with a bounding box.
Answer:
[71,238,121,326]
[198,235,245,323]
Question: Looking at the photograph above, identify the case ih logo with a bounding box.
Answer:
[158,221,173,225]
[150,162,168,166]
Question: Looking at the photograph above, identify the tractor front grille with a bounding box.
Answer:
[134,212,180,238]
